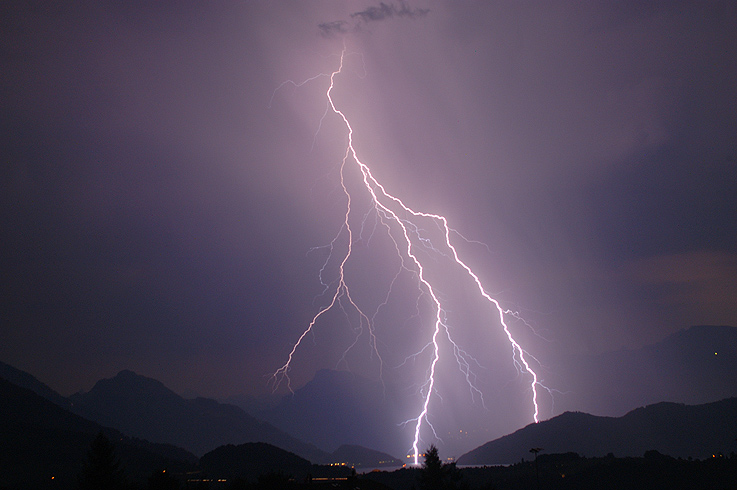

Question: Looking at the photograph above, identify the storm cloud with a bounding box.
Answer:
[2,0,736,459]
[351,1,430,23]
[319,1,429,37]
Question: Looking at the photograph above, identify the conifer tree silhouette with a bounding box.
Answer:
[79,431,128,490]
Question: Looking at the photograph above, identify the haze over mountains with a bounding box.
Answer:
[232,325,737,457]
[256,369,401,454]
[545,325,737,416]
[4,329,736,487]
[1,324,736,476]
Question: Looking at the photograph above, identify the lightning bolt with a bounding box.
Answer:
[270,44,547,465]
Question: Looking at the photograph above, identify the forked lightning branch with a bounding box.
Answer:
[269,44,547,465]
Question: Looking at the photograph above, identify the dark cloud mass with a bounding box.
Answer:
[351,1,430,23]
[1,0,736,459]
[320,1,429,37]
[318,20,349,38]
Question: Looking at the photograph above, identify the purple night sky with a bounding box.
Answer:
[2,1,736,457]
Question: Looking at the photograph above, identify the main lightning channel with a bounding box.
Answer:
[270,46,544,465]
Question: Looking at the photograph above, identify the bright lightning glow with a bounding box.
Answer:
[270,44,547,465]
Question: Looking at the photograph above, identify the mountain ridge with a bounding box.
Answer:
[1,361,403,468]
[3,324,735,464]
[0,359,72,409]
[69,369,332,462]
[0,377,197,490]
[242,325,737,458]
[457,397,737,465]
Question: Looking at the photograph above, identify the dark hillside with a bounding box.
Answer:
[458,397,737,465]
[70,370,331,462]
[0,377,196,490]
[199,442,313,481]
[332,444,400,468]
[0,359,72,409]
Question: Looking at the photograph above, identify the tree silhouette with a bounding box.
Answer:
[418,445,463,490]
[78,431,128,490]
[529,447,543,490]
[254,471,295,490]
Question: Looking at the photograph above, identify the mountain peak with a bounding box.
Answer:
[68,369,188,436]
[115,369,139,377]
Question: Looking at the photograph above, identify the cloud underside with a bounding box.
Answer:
[320,1,429,37]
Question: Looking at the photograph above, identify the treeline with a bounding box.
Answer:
[7,432,737,490]
[47,432,366,490]
[364,449,737,490]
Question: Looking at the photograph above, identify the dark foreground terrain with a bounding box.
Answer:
[6,443,736,490]
[362,452,737,490]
